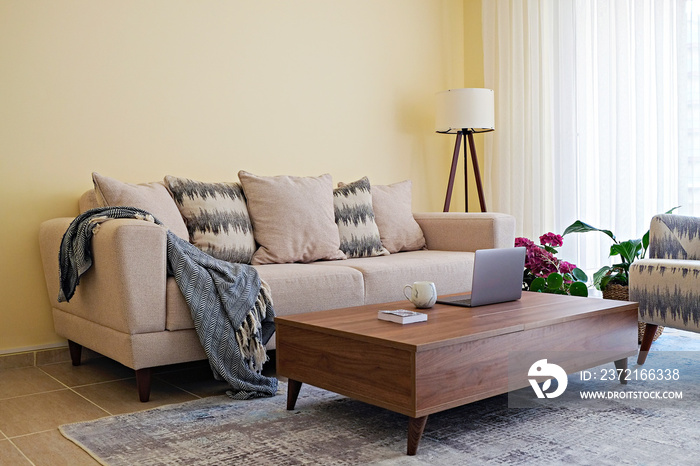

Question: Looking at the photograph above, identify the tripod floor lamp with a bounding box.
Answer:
[435,88,494,212]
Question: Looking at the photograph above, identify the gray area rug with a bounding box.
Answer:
[61,329,700,465]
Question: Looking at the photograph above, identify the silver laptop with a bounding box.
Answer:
[436,247,526,307]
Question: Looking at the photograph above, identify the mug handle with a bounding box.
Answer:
[403,284,413,301]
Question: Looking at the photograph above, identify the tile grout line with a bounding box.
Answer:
[36,367,114,417]
[0,388,70,403]
[6,438,37,466]
[7,428,60,440]
[38,365,213,416]
[0,366,71,402]
[1,362,220,464]
[37,365,207,416]
[36,364,135,389]
[63,388,115,418]
[153,374,204,400]
[0,430,32,466]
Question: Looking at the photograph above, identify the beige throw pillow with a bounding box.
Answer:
[334,177,389,258]
[164,176,257,264]
[238,171,346,265]
[371,180,426,253]
[91,172,189,239]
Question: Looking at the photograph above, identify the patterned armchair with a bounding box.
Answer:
[630,214,700,364]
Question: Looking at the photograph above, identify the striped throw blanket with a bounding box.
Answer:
[58,207,278,399]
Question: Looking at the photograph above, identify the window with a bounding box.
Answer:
[483,0,700,275]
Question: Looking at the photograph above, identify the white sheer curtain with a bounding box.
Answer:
[483,0,699,276]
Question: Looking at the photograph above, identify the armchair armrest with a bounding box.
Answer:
[648,214,700,260]
[39,217,169,334]
[413,212,516,252]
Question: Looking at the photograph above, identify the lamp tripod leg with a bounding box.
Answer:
[467,132,487,212]
[443,132,463,212]
[463,132,468,211]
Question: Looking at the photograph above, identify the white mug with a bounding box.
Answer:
[403,281,437,309]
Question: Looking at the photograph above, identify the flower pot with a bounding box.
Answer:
[602,283,663,344]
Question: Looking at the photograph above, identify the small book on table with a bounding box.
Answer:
[377,309,427,324]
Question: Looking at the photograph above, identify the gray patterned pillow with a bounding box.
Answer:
[164,176,256,264]
[334,177,389,258]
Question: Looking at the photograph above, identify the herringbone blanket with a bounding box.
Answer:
[58,207,278,399]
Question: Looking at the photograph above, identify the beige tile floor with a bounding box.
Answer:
[0,355,269,465]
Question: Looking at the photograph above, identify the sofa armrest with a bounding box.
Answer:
[413,212,516,252]
[39,217,168,334]
[649,214,700,260]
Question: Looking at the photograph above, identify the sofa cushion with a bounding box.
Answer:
[255,263,365,316]
[630,258,700,332]
[238,171,346,265]
[91,172,189,239]
[334,177,389,258]
[164,264,364,332]
[314,250,474,304]
[164,175,256,264]
[372,180,426,253]
[79,190,99,213]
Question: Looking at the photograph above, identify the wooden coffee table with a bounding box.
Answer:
[275,291,638,455]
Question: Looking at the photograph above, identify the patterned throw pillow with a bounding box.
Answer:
[164,175,256,264]
[334,177,389,258]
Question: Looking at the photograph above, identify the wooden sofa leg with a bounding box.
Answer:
[68,340,82,366]
[135,368,153,402]
[637,324,659,365]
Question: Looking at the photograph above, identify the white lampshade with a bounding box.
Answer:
[435,88,495,134]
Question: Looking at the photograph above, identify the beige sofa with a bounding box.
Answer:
[39,180,515,402]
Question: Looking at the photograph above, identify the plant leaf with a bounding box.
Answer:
[610,239,642,264]
[562,220,616,242]
[572,267,588,282]
[641,230,650,258]
[593,266,612,290]
[610,263,630,272]
[530,277,546,292]
[569,281,588,297]
[546,273,564,290]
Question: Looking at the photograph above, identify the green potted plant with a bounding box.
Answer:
[562,207,679,294]
[562,208,678,342]
[562,220,642,294]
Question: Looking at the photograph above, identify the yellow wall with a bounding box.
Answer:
[0,0,476,352]
[432,0,486,213]
[462,0,487,212]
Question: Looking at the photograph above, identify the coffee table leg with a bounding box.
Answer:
[614,357,628,385]
[407,415,428,455]
[287,379,303,410]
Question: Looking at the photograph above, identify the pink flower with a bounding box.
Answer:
[539,233,564,247]
[515,237,536,248]
[528,248,559,277]
[516,233,579,279]
[559,261,576,275]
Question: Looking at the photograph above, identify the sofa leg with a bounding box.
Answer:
[68,340,82,366]
[637,324,659,365]
[135,368,152,402]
